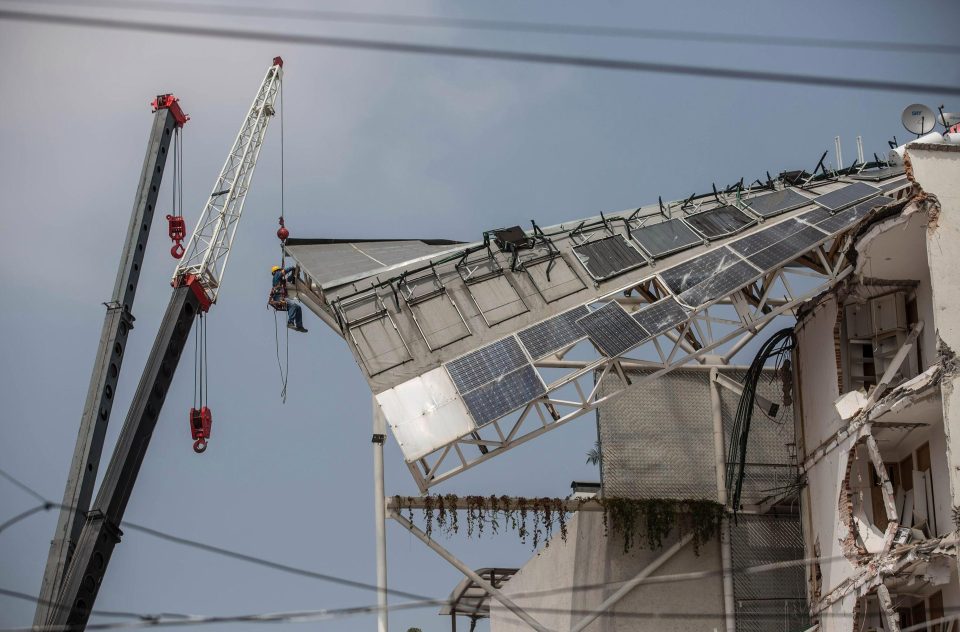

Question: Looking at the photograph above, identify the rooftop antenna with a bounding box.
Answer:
[856,135,864,165]
[834,136,843,173]
[901,103,936,137]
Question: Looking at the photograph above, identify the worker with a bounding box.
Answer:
[269,265,307,332]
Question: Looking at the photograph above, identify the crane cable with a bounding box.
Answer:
[273,74,289,404]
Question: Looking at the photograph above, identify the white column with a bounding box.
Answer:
[710,368,737,632]
[373,399,388,632]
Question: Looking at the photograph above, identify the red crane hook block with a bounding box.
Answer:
[277,216,289,242]
[167,214,186,259]
[189,406,213,453]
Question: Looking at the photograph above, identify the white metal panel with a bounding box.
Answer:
[376,367,477,462]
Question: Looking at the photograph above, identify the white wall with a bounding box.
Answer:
[911,144,960,590]
[490,512,725,632]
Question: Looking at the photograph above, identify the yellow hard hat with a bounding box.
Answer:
[271,265,282,274]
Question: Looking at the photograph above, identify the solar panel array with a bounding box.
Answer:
[517,306,589,360]
[685,205,755,239]
[573,234,647,281]
[813,182,879,212]
[631,218,702,258]
[434,177,892,430]
[742,189,811,218]
[576,301,649,357]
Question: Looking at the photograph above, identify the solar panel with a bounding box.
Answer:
[745,226,827,270]
[684,205,755,239]
[576,301,649,357]
[851,165,904,181]
[797,207,832,226]
[815,196,895,234]
[461,365,546,425]
[728,229,781,259]
[630,218,702,259]
[742,189,811,218]
[517,306,589,360]
[446,337,528,395]
[632,297,689,336]
[572,234,646,281]
[678,260,759,307]
[659,247,741,295]
[880,177,909,193]
[813,182,879,212]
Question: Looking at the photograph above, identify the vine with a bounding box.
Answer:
[392,495,724,554]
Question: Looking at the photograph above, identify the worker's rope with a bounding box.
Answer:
[273,74,290,403]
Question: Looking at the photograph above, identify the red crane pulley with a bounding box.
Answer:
[189,406,212,453]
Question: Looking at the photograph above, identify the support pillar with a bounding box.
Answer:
[710,368,737,632]
[373,400,388,632]
[389,510,550,632]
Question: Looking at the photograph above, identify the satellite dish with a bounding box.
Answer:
[941,111,960,127]
[902,104,936,135]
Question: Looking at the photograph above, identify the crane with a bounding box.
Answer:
[35,56,283,631]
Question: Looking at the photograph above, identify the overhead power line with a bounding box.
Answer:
[8,0,960,56]
[0,468,430,601]
[1,9,958,96]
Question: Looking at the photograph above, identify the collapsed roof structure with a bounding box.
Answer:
[288,162,910,492]
[291,131,960,631]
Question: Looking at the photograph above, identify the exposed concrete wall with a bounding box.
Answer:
[912,144,960,588]
[490,512,724,632]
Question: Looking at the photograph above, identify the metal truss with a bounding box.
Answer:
[175,59,282,303]
[407,228,858,493]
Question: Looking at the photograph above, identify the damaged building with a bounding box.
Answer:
[795,142,960,631]
[293,128,959,631]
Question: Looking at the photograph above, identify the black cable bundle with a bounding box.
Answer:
[725,327,796,513]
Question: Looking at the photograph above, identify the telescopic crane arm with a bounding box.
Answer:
[38,57,282,631]
[33,95,186,628]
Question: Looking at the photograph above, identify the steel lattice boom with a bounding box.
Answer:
[174,57,283,303]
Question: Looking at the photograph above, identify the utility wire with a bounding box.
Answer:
[0,488,906,614]
[1,9,958,96]
[5,589,960,632]
[0,467,48,503]
[0,469,431,601]
[6,0,960,56]
[4,467,952,629]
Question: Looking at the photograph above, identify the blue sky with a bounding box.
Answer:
[1,1,957,631]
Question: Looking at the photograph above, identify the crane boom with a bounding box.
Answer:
[41,58,282,630]
[174,56,283,303]
[34,98,185,627]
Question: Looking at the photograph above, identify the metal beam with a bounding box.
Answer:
[35,106,177,626]
[409,264,853,492]
[388,510,551,632]
[45,287,201,629]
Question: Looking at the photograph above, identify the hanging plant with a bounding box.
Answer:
[393,495,723,554]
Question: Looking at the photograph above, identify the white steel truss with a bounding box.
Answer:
[174,59,283,302]
[406,230,860,493]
